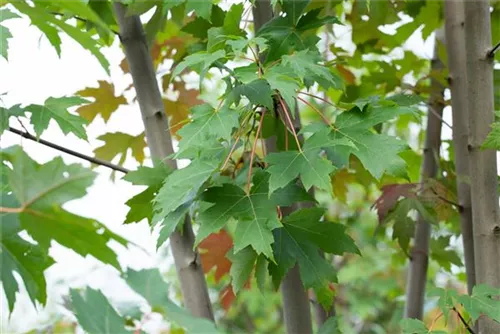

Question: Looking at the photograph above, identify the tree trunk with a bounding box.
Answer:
[443,0,475,295]
[113,3,214,321]
[253,1,313,333]
[464,0,500,332]
[404,28,445,320]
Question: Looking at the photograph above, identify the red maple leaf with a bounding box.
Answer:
[199,230,233,283]
[372,183,418,222]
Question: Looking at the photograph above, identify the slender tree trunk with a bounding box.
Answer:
[464,0,500,332]
[443,0,475,295]
[113,3,214,321]
[253,1,313,333]
[404,28,445,320]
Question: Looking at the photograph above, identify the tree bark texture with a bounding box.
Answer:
[404,28,445,320]
[253,1,313,333]
[443,0,476,295]
[464,0,500,332]
[113,3,214,321]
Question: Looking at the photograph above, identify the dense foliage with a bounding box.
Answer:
[1,0,500,333]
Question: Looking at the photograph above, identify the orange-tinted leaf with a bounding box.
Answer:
[163,81,202,138]
[336,64,356,84]
[372,183,418,222]
[219,284,236,311]
[423,179,457,221]
[163,99,190,138]
[75,81,127,123]
[331,168,356,202]
[199,230,233,283]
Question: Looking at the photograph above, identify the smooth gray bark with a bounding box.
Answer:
[113,3,214,321]
[404,28,445,320]
[443,0,475,295]
[253,1,313,333]
[464,0,500,332]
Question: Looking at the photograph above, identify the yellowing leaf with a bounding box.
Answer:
[331,168,356,202]
[163,99,190,137]
[93,132,146,166]
[75,81,127,123]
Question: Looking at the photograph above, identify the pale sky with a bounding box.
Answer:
[0,4,487,333]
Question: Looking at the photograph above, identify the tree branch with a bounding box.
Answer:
[7,127,129,174]
[488,41,500,58]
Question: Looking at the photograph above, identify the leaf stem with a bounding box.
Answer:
[7,127,129,174]
[298,91,336,107]
[277,96,302,152]
[297,96,334,128]
[221,135,242,171]
[452,307,476,334]
[247,109,266,194]
[0,206,23,213]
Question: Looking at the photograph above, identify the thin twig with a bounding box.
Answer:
[247,110,266,194]
[428,104,453,130]
[49,11,120,35]
[488,41,500,58]
[7,127,129,173]
[452,307,476,334]
[277,96,302,152]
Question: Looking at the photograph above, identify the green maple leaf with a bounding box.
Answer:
[457,285,500,322]
[256,5,340,62]
[0,104,26,136]
[428,287,457,322]
[11,1,109,73]
[227,37,268,57]
[318,317,340,334]
[482,122,500,149]
[153,158,219,223]
[281,0,310,24]
[430,236,463,272]
[123,163,174,187]
[265,128,355,194]
[400,318,446,334]
[327,106,413,178]
[70,288,130,334]
[0,8,20,60]
[227,79,274,110]
[195,171,282,259]
[94,132,146,166]
[156,203,191,249]
[171,49,226,83]
[123,269,219,334]
[264,65,301,112]
[269,211,337,308]
[1,195,54,313]
[25,96,90,140]
[1,146,127,269]
[176,103,239,157]
[227,246,257,294]
[283,207,360,255]
[75,81,127,123]
[186,0,212,21]
[123,164,173,225]
[282,50,342,90]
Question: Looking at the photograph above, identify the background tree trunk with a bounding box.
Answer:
[253,1,313,333]
[404,28,445,320]
[113,3,214,321]
[464,0,500,331]
[443,0,476,295]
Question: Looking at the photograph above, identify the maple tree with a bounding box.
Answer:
[1,0,500,333]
